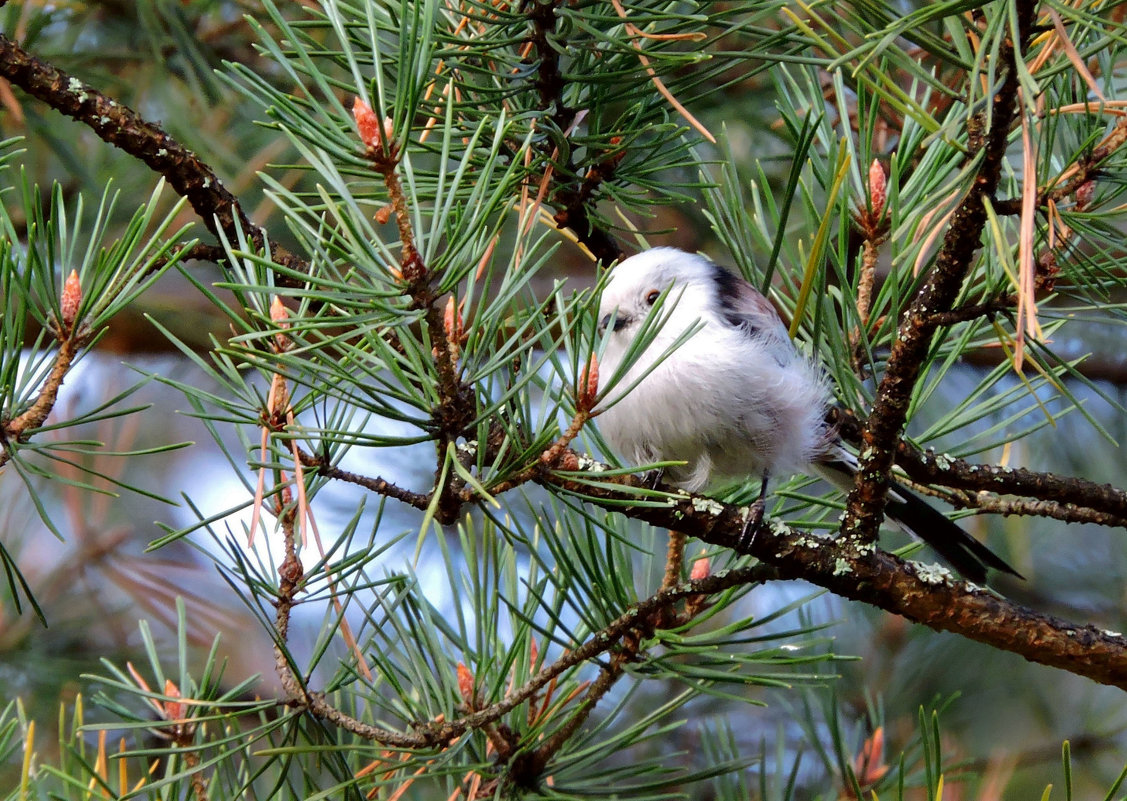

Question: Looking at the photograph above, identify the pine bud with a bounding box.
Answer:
[456,662,475,707]
[853,726,890,786]
[444,296,465,344]
[163,679,184,722]
[60,269,82,332]
[352,97,394,152]
[690,550,710,581]
[270,296,292,352]
[868,159,887,221]
[577,354,599,412]
[1075,179,1095,210]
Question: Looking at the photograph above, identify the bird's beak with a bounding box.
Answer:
[599,311,628,334]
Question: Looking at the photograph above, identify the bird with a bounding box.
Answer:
[594,246,1020,583]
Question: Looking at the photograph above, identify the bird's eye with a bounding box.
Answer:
[645,290,660,306]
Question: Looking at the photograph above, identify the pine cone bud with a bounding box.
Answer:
[60,269,82,332]
[868,159,887,221]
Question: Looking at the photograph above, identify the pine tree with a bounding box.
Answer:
[3,1,1127,797]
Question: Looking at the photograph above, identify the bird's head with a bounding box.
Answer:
[596,247,718,339]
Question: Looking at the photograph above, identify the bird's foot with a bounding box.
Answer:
[642,468,666,490]
[734,499,765,552]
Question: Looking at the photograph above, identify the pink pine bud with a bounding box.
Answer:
[853,726,890,786]
[1075,179,1095,210]
[868,159,887,220]
[163,679,184,722]
[353,97,381,147]
[60,269,82,331]
[690,550,710,581]
[556,450,579,471]
[456,662,475,706]
[269,295,289,326]
[577,354,599,412]
[270,296,292,352]
[352,97,394,150]
[444,296,465,344]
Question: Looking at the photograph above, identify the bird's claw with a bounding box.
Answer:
[643,468,665,490]
[734,499,765,552]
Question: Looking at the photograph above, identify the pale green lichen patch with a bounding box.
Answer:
[576,455,605,471]
[68,77,87,102]
[914,562,953,585]
[691,497,725,516]
[769,519,789,536]
[833,558,852,576]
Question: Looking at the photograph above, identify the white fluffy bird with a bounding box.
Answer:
[595,247,1019,583]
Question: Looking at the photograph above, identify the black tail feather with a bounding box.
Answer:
[884,481,1022,583]
[815,458,1022,583]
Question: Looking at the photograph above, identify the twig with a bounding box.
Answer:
[353,101,473,524]
[992,117,1127,215]
[921,295,1014,327]
[662,530,687,591]
[957,495,1127,527]
[270,545,772,753]
[2,334,82,452]
[296,448,432,510]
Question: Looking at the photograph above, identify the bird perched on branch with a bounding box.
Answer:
[595,247,1019,583]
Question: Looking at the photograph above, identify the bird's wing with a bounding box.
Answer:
[711,266,794,363]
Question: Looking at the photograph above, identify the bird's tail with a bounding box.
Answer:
[813,454,1021,584]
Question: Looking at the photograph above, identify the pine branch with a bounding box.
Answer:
[992,116,1127,215]
[297,448,431,510]
[543,461,1127,690]
[831,408,1127,521]
[1,329,86,466]
[522,0,625,263]
[843,0,1039,543]
[0,31,307,281]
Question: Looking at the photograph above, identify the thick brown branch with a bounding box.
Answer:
[0,31,306,279]
[543,464,1127,690]
[845,1,1037,542]
[830,407,1127,521]
[522,0,624,264]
